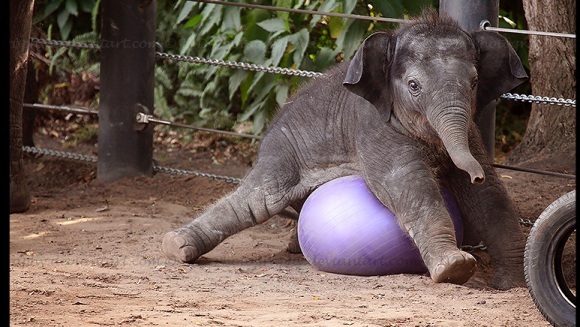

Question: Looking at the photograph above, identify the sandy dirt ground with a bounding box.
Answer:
[10,128,576,326]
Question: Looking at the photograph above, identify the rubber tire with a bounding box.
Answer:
[524,190,576,327]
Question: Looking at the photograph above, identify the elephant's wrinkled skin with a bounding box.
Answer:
[163,11,528,290]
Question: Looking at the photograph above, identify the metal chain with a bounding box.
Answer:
[151,164,241,184]
[519,218,536,228]
[500,93,576,107]
[30,38,575,106]
[22,145,545,228]
[30,38,101,50]
[23,146,98,163]
[155,52,323,78]
[461,242,488,252]
[25,144,575,251]
[22,146,241,184]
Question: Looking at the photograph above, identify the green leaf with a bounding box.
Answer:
[176,1,196,25]
[274,0,293,20]
[270,36,289,67]
[61,18,74,40]
[294,0,307,9]
[222,6,241,33]
[56,10,74,39]
[275,82,289,108]
[343,0,357,15]
[228,70,248,100]
[242,9,271,42]
[43,0,64,19]
[91,0,100,32]
[328,16,344,39]
[252,109,266,136]
[289,28,309,67]
[198,4,221,37]
[310,0,338,27]
[372,0,404,19]
[314,47,339,71]
[57,9,70,30]
[231,31,243,47]
[244,40,267,64]
[246,73,274,107]
[180,33,197,55]
[155,67,173,89]
[238,101,260,121]
[337,19,368,60]
[257,18,287,33]
[65,0,79,16]
[78,0,96,13]
[210,41,234,61]
[239,71,254,107]
[184,14,203,28]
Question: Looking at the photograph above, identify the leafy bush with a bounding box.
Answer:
[159,0,433,136]
[32,0,529,147]
[36,0,97,40]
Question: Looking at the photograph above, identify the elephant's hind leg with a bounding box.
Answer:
[163,165,305,263]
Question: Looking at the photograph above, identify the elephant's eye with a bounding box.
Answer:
[471,78,478,90]
[408,80,421,95]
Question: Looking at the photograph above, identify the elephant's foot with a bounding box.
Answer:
[430,250,476,285]
[162,228,202,263]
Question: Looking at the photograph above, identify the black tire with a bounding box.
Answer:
[525,190,576,327]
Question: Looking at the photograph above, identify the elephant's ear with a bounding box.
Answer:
[472,31,528,112]
[343,32,393,119]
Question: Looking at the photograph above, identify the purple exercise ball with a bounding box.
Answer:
[297,175,463,276]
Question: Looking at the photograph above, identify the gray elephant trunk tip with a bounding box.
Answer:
[449,152,485,184]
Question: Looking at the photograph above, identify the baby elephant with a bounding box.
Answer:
[163,10,528,290]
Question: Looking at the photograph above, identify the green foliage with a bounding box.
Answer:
[166,0,436,136]
[36,0,97,40]
[69,123,99,145]
[32,0,530,146]
[494,3,531,155]
[36,0,101,107]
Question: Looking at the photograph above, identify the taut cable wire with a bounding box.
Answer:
[480,20,576,38]
[191,0,408,24]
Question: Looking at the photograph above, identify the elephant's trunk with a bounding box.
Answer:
[428,108,485,184]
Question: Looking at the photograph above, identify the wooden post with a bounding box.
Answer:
[98,0,157,182]
[439,0,499,161]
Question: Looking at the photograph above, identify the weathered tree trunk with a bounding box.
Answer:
[22,58,38,147]
[10,0,34,213]
[508,0,576,168]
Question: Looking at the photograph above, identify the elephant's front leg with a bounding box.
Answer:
[446,166,526,290]
[162,166,303,263]
[363,154,476,285]
[444,127,526,290]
